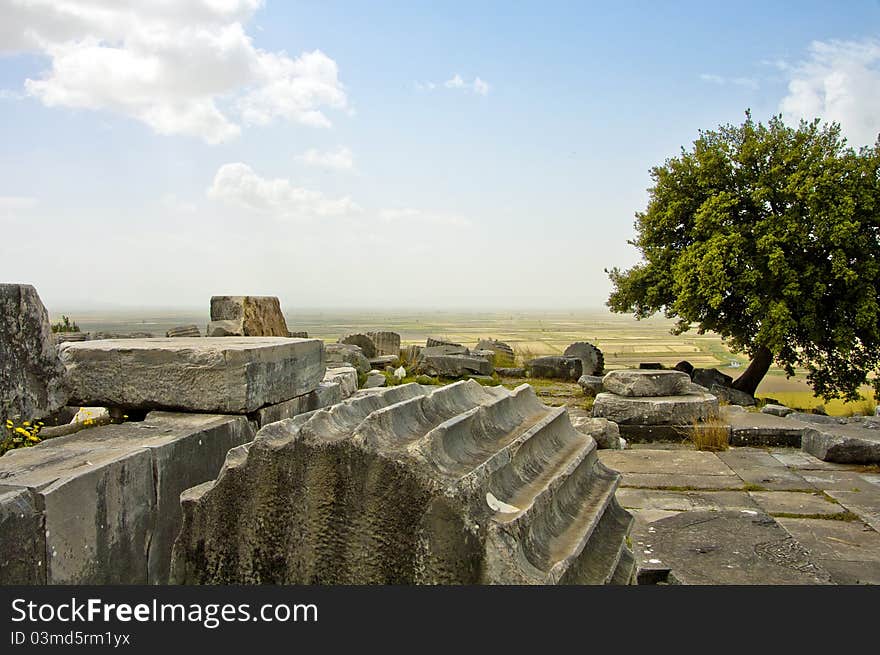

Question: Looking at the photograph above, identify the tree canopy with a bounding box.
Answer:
[607,112,880,400]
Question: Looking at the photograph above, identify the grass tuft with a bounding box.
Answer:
[689,419,730,452]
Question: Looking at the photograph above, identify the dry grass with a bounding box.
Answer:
[689,418,730,452]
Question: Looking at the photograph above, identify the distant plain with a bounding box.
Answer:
[53,308,875,415]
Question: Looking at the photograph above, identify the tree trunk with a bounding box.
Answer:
[731,345,773,396]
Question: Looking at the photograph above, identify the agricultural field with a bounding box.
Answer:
[55,308,875,415]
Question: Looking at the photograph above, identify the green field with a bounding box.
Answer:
[53,308,875,415]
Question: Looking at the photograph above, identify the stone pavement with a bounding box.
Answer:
[598,444,880,584]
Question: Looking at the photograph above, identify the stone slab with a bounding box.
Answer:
[721,407,807,447]
[615,473,746,490]
[633,510,833,584]
[0,412,254,583]
[825,490,880,532]
[592,392,719,425]
[802,424,880,463]
[777,517,880,563]
[716,449,814,491]
[324,366,358,398]
[769,450,857,471]
[251,382,343,428]
[748,491,846,516]
[598,449,736,476]
[0,485,45,584]
[800,470,878,492]
[602,369,690,398]
[616,488,758,512]
[60,337,324,413]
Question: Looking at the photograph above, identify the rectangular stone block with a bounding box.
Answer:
[802,424,880,463]
[251,381,343,427]
[59,337,324,413]
[0,412,255,584]
[0,485,46,584]
[325,366,358,398]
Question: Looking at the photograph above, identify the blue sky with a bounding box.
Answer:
[1,1,878,310]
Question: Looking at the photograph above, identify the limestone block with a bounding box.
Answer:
[591,392,720,425]
[59,337,324,413]
[602,369,690,398]
[210,295,289,337]
[1,284,69,421]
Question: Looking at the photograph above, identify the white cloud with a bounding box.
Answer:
[207,162,360,219]
[379,207,472,228]
[298,146,355,171]
[3,0,348,143]
[418,73,490,96]
[779,38,880,145]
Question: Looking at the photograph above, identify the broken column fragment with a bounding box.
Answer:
[171,381,635,585]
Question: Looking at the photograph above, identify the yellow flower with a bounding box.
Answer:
[22,421,30,427]
[15,427,29,436]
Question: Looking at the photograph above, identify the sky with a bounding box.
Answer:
[0,0,878,311]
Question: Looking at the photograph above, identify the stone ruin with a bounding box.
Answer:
[0,284,68,422]
[171,380,635,584]
[207,295,290,337]
[592,369,720,442]
[0,285,362,584]
[524,341,605,382]
[166,324,201,338]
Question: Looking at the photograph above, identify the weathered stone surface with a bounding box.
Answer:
[762,404,793,417]
[92,331,154,340]
[673,361,694,376]
[526,356,582,381]
[422,353,492,377]
[364,370,386,388]
[0,412,254,584]
[471,349,496,364]
[748,491,845,516]
[325,366,358,398]
[366,331,401,357]
[338,333,377,358]
[369,355,398,369]
[210,295,289,337]
[602,370,690,398]
[426,337,461,348]
[171,381,634,584]
[709,383,756,407]
[60,337,324,413]
[288,331,309,338]
[571,416,623,449]
[496,367,526,377]
[721,406,807,447]
[563,342,604,376]
[692,368,733,389]
[787,412,844,426]
[592,392,719,425]
[166,324,200,338]
[802,424,880,463]
[633,510,832,585]
[325,343,371,374]
[206,320,239,337]
[578,375,604,396]
[251,382,343,427]
[1,284,69,421]
[423,344,468,357]
[476,339,515,365]
[0,485,45,584]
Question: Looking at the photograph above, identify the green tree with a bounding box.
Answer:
[607,112,880,400]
